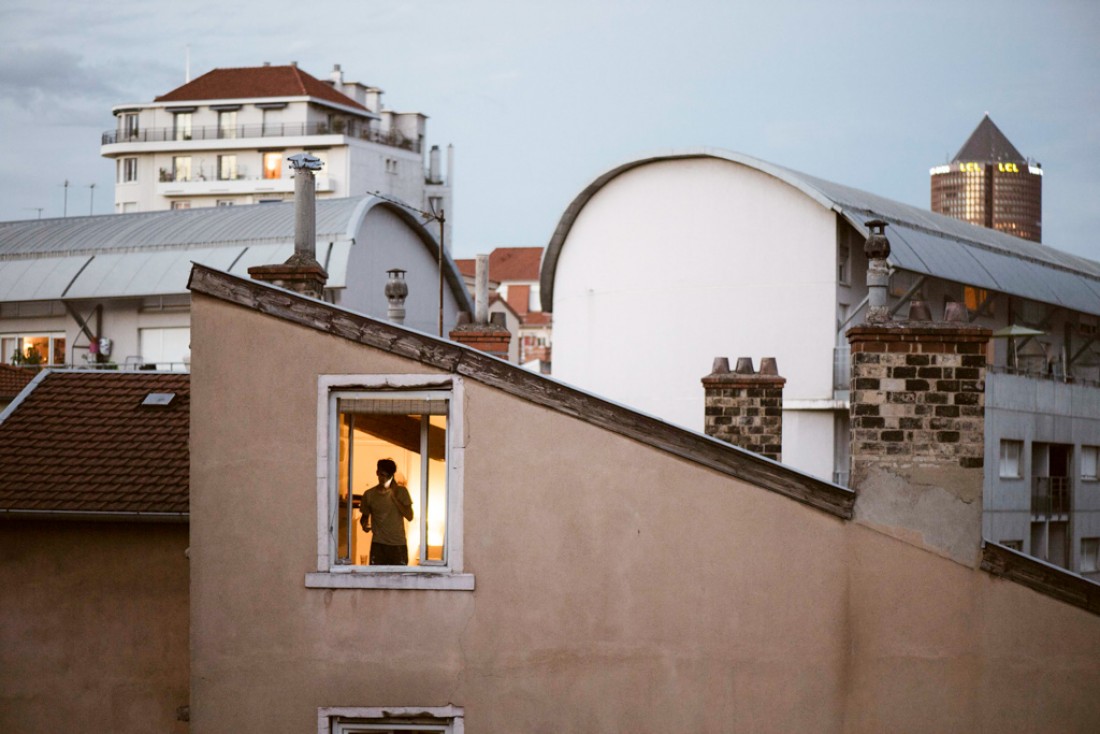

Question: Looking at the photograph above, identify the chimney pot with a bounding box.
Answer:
[455,311,472,327]
[944,301,968,323]
[734,357,755,375]
[490,312,507,328]
[759,357,779,376]
[907,299,933,322]
[711,357,731,374]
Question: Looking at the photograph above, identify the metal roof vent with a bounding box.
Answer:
[142,392,177,407]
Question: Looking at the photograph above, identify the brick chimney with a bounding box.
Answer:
[449,253,511,359]
[249,154,328,298]
[847,221,992,566]
[702,356,785,461]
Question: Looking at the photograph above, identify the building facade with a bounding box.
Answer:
[183,262,1100,732]
[930,115,1042,242]
[100,63,452,242]
[541,148,1100,577]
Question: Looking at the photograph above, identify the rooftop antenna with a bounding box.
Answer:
[88,183,96,216]
[23,207,43,219]
[62,180,69,217]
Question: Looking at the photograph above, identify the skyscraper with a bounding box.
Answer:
[930,114,1042,242]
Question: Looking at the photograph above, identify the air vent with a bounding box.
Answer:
[142,392,176,407]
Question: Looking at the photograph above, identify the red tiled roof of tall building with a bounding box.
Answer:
[454,258,476,279]
[0,371,190,516]
[0,364,38,400]
[154,65,369,112]
[488,247,543,282]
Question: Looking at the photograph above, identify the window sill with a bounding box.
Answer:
[305,571,475,591]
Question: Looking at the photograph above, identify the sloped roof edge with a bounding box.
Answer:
[188,263,855,520]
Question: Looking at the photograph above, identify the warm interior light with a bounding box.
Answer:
[263,153,281,180]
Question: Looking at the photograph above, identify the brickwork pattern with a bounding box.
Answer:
[848,325,989,468]
[703,376,785,461]
[449,326,511,360]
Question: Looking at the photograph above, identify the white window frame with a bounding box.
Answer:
[999,439,1023,479]
[1081,446,1098,482]
[305,374,473,591]
[319,706,463,734]
[121,157,138,183]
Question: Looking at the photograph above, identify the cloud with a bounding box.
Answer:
[0,45,126,125]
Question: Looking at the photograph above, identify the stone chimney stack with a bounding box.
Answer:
[847,222,992,566]
[702,356,786,461]
[449,254,511,359]
[248,154,328,298]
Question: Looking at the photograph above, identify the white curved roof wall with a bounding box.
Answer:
[552,157,838,450]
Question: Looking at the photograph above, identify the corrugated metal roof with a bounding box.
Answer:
[540,148,1100,318]
[0,198,384,299]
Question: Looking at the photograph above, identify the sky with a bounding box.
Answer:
[1,0,1098,261]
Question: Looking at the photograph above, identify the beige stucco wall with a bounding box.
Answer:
[0,519,190,732]
[189,292,1100,732]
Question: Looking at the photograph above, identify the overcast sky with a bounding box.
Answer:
[1,0,1097,261]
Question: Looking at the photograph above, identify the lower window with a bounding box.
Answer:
[321,706,462,734]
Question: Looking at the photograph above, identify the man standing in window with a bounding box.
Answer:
[360,459,414,565]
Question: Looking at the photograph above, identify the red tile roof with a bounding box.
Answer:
[454,258,476,278]
[154,65,368,112]
[488,247,543,282]
[0,364,38,400]
[0,371,189,516]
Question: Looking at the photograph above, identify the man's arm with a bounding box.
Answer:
[394,486,414,521]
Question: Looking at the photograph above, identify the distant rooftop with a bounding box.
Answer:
[0,371,190,517]
[153,64,369,113]
[952,114,1028,164]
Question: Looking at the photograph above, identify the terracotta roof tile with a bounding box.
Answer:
[0,371,189,516]
[0,364,38,399]
[488,247,543,282]
[154,65,368,112]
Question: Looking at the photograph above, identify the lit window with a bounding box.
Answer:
[999,440,1022,478]
[1083,446,1099,482]
[170,201,191,210]
[1,333,66,366]
[217,155,237,181]
[307,374,472,591]
[1082,538,1100,573]
[172,156,191,182]
[173,112,192,141]
[262,152,282,180]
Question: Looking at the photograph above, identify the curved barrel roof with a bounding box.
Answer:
[0,197,472,310]
[540,148,1100,317]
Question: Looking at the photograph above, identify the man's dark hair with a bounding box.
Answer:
[377,459,397,476]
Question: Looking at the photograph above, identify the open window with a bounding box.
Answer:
[307,375,472,590]
[333,390,449,568]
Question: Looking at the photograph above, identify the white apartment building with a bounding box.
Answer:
[100,62,452,242]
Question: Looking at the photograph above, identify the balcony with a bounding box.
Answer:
[1031,476,1071,517]
[156,174,333,198]
[103,122,420,153]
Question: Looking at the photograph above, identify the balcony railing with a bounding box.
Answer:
[1031,476,1071,516]
[103,122,420,153]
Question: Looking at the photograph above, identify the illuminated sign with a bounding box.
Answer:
[996,162,1020,173]
[959,162,982,173]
